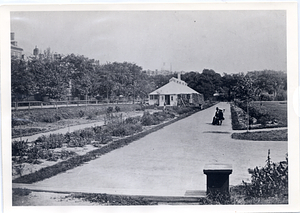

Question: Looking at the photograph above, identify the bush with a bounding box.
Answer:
[13,188,32,196]
[94,132,112,145]
[12,140,29,156]
[107,107,113,114]
[78,110,85,118]
[12,118,32,127]
[141,112,159,126]
[35,134,64,149]
[106,122,143,137]
[40,114,60,123]
[64,132,90,147]
[125,116,141,124]
[242,150,288,198]
[115,106,121,112]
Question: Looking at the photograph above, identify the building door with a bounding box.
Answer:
[165,95,170,105]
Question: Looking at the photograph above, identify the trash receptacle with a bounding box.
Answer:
[203,164,232,196]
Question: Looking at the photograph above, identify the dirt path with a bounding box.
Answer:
[13,103,287,199]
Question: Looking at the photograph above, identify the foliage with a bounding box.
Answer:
[13,188,32,196]
[69,193,157,205]
[124,116,141,124]
[35,134,64,149]
[242,151,288,198]
[115,106,121,112]
[233,101,287,128]
[106,107,113,114]
[141,112,160,126]
[106,122,143,137]
[12,118,32,127]
[231,129,287,141]
[12,140,28,156]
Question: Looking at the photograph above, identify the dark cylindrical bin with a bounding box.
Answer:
[203,164,232,195]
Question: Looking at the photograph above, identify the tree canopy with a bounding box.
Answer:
[11,53,287,102]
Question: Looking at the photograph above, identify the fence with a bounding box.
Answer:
[11,100,136,111]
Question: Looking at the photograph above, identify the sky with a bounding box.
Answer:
[10,10,287,74]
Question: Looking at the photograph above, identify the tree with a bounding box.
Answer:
[29,54,70,101]
[64,54,94,100]
[234,73,255,131]
[11,57,35,102]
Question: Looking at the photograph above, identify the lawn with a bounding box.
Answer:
[231,129,287,141]
[250,101,287,127]
[231,101,287,130]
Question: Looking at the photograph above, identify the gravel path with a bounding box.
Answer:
[13,103,287,197]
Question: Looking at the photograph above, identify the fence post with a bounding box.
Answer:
[203,164,232,198]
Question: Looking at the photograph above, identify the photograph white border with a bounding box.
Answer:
[1,2,299,213]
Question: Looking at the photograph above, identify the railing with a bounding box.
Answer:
[11,100,138,110]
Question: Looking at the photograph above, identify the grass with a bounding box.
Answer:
[231,129,287,141]
[250,101,287,127]
[231,101,287,130]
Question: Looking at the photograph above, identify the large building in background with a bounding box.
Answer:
[11,32,23,59]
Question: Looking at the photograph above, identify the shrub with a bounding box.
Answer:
[78,128,95,140]
[242,150,288,198]
[12,140,28,156]
[13,188,32,196]
[94,132,112,145]
[107,107,113,114]
[115,106,121,112]
[125,116,141,124]
[12,118,32,127]
[107,122,143,137]
[78,110,85,118]
[141,112,159,126]
[41,114,60,123]
[35,134,64,149]
[64,132,89,147]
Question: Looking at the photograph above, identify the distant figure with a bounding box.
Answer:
[212,107,225,125]
[212,107,219,125]
[218,109,224,125]
[163,101,166,111]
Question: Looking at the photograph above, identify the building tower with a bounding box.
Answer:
[33,46,39,56]
[11,32,23,59]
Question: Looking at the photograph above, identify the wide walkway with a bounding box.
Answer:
[13,103,287,197]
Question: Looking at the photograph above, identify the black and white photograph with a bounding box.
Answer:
[1,2,299,213]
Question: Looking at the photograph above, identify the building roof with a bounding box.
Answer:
[149,77,199,95]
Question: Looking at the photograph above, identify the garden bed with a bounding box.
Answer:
[12,104,142,138]
[12,106,204,184]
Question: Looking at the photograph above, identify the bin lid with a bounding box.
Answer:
[203,164,232,174]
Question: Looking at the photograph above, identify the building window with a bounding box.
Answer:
[171,96,173,101]
[150,95,159,100]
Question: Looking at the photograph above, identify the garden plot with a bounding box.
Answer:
[12,107,190,182]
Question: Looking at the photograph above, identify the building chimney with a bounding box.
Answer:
[177,73,181,80]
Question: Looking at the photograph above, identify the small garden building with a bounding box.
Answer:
[148,74,204,107]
